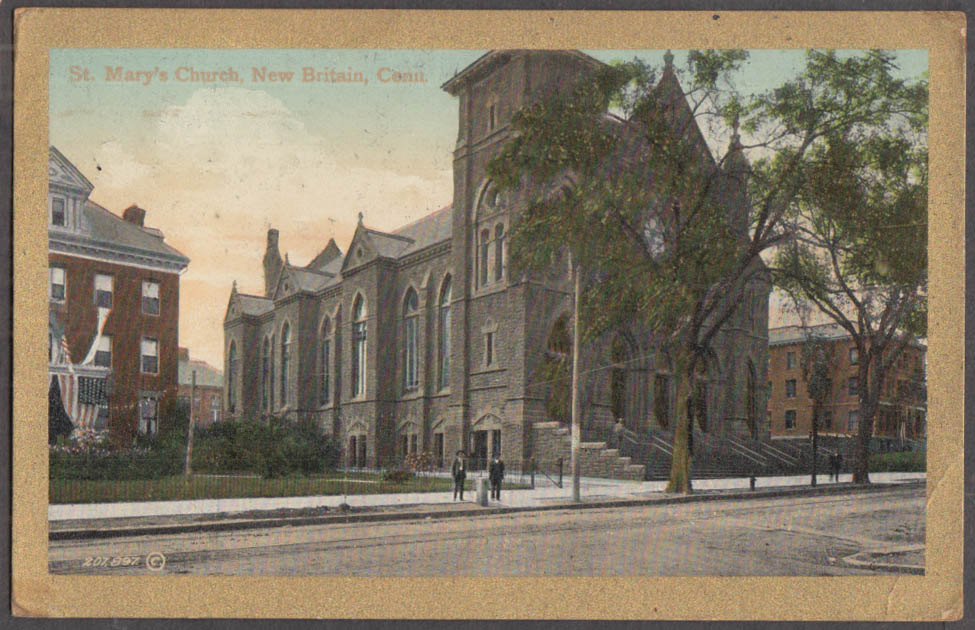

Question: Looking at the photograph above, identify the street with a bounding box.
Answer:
[49,485,923,576]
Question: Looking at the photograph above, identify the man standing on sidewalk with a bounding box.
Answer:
[489,455,505,501]
[451,451,467,501]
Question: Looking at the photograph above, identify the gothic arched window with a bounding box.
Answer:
[280,322,291,406]
[438,277,452,390]
[403,289,419,391]
[319,317,331,405]
[352,296,367,398]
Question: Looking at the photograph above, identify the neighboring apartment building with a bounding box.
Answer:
[767,323,926,441]
[223,50,770,470]
[177,348,224,428]
[48,146,189,444]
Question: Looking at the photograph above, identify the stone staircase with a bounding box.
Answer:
[532,421,645,481]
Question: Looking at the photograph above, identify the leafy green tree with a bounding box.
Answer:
[489,49,925,493]
[770,51,928,484]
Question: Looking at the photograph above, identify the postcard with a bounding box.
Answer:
[11,8,965,620]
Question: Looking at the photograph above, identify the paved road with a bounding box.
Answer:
[49,485,924,576]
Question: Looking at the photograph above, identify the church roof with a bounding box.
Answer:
[288,266,334,293]
[237,293,274,316]
[391,205,453,255]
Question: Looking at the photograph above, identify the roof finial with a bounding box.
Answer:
[663,49,674,71]
[232,279,237,292]
[358,211,364,225]
[285,252,290,265]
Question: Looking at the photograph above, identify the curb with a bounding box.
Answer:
[50,480,923,541]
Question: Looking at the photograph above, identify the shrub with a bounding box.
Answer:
[382,468,414,483]
[191,416,340,478]
[869,450,926,472]
[404,451,433,473]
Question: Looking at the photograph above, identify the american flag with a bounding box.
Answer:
[53,333,103,431]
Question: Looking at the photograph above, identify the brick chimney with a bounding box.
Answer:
[123,204,146,227]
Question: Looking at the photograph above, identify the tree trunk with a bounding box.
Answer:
[666,364,693,494]
[853,399,875,484]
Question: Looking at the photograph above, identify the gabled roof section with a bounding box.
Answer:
[442,50,606,95]
[341,216,411,273]
[237,293,274,317]
[49,146,94,194]
[307,238,342,272]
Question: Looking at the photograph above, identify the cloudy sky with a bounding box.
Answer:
[50,49,927,369]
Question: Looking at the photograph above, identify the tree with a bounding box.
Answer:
[489,49,924,494]
[771,52,928,484]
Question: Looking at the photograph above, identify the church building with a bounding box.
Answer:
[223,50,770,472]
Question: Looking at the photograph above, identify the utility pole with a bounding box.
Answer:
[570,254,581,503]
[185,369,196,475]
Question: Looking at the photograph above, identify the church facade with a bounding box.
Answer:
[223,50,770,471]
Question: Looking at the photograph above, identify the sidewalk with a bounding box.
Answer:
[49,471,925,522]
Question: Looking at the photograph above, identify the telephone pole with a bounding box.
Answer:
[185,369,196,475]
[570,255,581,503]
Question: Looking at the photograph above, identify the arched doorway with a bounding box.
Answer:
[539,315,572,425]
[610,334,648,434]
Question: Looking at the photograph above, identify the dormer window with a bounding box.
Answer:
[51,198,66,227]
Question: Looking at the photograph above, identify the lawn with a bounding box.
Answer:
[49,473,529,504]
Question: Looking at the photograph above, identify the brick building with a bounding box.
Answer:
[767,324,926,441]
[48,146,189,443]
[177,348,224,428]
[223,50,770,471]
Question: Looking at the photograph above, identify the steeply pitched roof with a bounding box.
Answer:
[392,205,452,256]
[83,199,189,264]
[237,293,274,316]
[289,266,333,293]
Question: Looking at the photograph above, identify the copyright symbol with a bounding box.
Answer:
[145,552,166,571]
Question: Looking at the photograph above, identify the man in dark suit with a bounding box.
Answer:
[451,451,467,501]
[489,455,505,501]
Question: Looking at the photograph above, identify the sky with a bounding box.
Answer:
[49,49,928,369]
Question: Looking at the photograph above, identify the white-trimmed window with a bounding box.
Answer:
[141,338,158,374]
[94,274,113,308]
[94,335,112,368]
[142,280,160,315]
[50,266,66,302]
[51,197,66,227]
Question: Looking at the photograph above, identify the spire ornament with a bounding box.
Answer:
[663,49,674,71]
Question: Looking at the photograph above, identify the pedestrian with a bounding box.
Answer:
[613,418,625,449]
[451,450,467,501]
[834,450,843,482]
[489,455,505,501]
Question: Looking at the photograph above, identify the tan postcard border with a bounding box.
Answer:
[12,9,965,620]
